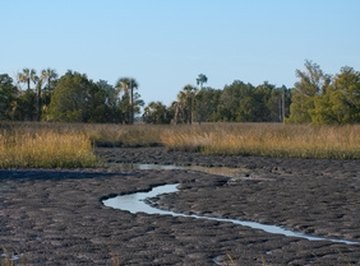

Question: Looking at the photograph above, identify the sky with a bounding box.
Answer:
[1,0,360,105]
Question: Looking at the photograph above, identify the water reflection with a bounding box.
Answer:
[104,184,180,215]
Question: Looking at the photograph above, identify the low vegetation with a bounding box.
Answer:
[0,122,359,169]
[87,124,166,147]
[161,123,360,159]
[0,123,98,168]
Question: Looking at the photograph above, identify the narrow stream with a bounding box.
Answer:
[103,183,359,245]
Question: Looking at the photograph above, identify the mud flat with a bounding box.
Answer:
[0,147,359,265]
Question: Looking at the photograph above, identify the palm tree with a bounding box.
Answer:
[115,77,138,124]
[17,68,39,120]
[17,68,38,91]
[41,68,58,90]
[196,73,208,89]
[39,68,58,120]
[177,85,198,124]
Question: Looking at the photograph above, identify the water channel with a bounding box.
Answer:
[103,165,359,245]
[107,163,271,181]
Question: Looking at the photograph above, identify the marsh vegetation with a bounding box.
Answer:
[1,122,359,168]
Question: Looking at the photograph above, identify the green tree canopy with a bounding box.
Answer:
[0,74,18,120]
[217,81,255,122]
[288,60,331,123]
[313,66,360,124]
[13,89,36,121]
[143,101,171,124]
[174,85,198,124]
[196,73,208,89]
[47,71,100,122]
[194,87,221,122]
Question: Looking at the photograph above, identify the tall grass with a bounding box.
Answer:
[86,124,166,147]
[1,122,359,169]
[160,123,360,159]
[0,122,167,168]
[0,122,166,147]
[0,127,98,168]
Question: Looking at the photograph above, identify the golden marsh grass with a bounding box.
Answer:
[86,124,166,147]
[160,123,360,159]
[0,126,97,168]
[0,122,359,169]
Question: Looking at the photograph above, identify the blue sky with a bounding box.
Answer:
[1,0,360,105]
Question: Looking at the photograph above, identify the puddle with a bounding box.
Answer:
[108,163,183,171]
[103,183,359,245]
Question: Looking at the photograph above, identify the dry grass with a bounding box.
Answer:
[0,247,27,266]
[86,124,166,147]
[160,123,360,159]
[0,125,98,168]
[0,122,166,168]
[0,256,13,266]
[1,122,359,169]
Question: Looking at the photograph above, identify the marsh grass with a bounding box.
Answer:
[0,124,98,168]
[0,247,27,266]
[0,256,13,266]
[0,256,28,266]
[87,124,165,147]
[160,123,360,159]
[0,122,166,168]
[110,252,121,266]
[1,122,359,169]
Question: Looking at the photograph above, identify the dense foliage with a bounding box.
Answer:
[0,69,144,124]
[0,74,17,120]
[0,61,359,124]
[288,61,360,124]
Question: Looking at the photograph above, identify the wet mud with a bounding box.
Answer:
[0,147,359,265]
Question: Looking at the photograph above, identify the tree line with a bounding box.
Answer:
[0,61,359,124]
[143,80,290,124]
[0,69,143,123]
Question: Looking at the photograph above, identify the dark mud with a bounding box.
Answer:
[0,147,359,265]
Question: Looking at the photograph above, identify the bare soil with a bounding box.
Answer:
[0,147,359,265]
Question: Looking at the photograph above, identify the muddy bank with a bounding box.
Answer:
[0,147,359,265]
[98,147,360,238]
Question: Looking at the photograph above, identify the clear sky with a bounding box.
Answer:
[1,0,360,105]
